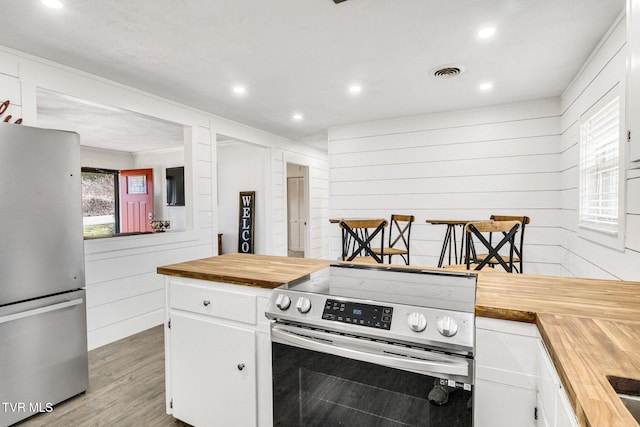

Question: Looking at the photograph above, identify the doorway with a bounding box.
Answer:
[286,162,308,258]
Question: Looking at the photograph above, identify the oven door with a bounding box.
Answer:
[272,323,473,427]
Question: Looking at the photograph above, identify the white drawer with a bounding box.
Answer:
[170,282,257,325]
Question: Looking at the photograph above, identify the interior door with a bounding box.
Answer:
[287,177,305,252]
[120,168,153,232]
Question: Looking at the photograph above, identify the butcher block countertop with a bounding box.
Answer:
[537,314,640,427]
[157,253,330,288]
[158,255,640,427]
[474,270,640,323]
[473,270,640,427]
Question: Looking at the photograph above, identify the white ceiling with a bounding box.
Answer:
[0,0,626,151]
[36,90,184,152]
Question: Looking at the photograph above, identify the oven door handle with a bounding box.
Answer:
[271,324,471,379]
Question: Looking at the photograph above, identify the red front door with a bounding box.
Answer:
[120,168,153,233]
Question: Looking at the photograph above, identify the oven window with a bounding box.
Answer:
[272,343,472,427]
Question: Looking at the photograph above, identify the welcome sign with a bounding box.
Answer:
[238,191,255,253]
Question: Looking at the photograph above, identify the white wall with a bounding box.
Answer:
[217,141,270,255]
[559,14,640,281]
[0,44,329,349]
[328,98,563,274]
[81,146,134,170]
[211,130,329,259]
[215,141,330,259]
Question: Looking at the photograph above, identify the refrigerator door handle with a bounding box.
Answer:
[0,298,84,325]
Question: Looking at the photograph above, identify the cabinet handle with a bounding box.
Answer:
[237,363,245,371]
[203,300,211,306]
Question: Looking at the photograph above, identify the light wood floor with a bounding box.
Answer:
[16,326,189,427]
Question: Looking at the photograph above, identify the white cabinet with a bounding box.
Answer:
[0,73,22,122]
[535,339,579,427]
[628,0,640,164]
[170,313,257,426]
[536,339,558,427]
[474,379,537,427]
[474,317,539,427]
[164,277,273,427]
[556,385,580,427]
[475,317,579,427]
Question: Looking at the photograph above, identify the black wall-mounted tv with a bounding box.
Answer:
[166,166,185,206]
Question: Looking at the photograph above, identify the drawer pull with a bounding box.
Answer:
[203,300,211,306]
[237,363,245,371]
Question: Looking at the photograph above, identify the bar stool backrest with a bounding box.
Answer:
[389,215,414,249]
[465,220,520,272]
[339,219,388,263]
[490,215,530,272]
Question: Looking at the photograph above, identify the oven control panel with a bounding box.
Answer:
[322,299,393,330]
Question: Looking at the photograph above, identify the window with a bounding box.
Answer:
[81,168,119,237]
[578,90,625,249]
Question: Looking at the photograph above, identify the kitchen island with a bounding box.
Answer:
[158,253,640,427]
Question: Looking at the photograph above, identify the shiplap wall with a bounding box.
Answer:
[0,44,329,349]
[271,149,330,259]
[327,13,640,281]
[328,98,563,275]
[559,14,640,281]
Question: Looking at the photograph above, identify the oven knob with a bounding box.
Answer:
[296,297,312,314]
[407,312,427,332]
[275,294,291,311]
[437,316,459,337]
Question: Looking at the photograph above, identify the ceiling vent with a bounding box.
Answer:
[430,65,465,79]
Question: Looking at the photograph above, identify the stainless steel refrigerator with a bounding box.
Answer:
[0,123,88,426]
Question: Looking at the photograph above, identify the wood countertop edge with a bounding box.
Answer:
[474,305,537,323]
[536,314,589,426]
[156,267,285,289]
[536,314,640,427]
[156,254,331,289]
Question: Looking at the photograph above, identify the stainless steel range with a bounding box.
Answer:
[265,263,477,427]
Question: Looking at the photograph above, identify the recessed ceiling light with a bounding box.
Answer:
[292,113,303,121]
[233,86,246,95]
[41,0,63,9]
[478,27,496,39]
[349,85,362,94]
[479,82,494,91]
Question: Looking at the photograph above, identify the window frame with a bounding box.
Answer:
[577,86,626,251]
[81,167,120,237]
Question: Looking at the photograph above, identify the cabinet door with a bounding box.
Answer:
[536,340,559,427]
[556,386,580,427]
[474,379,537,427]
[170,313,257,427]
[475,318,538,427]
[629,0,640,163]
